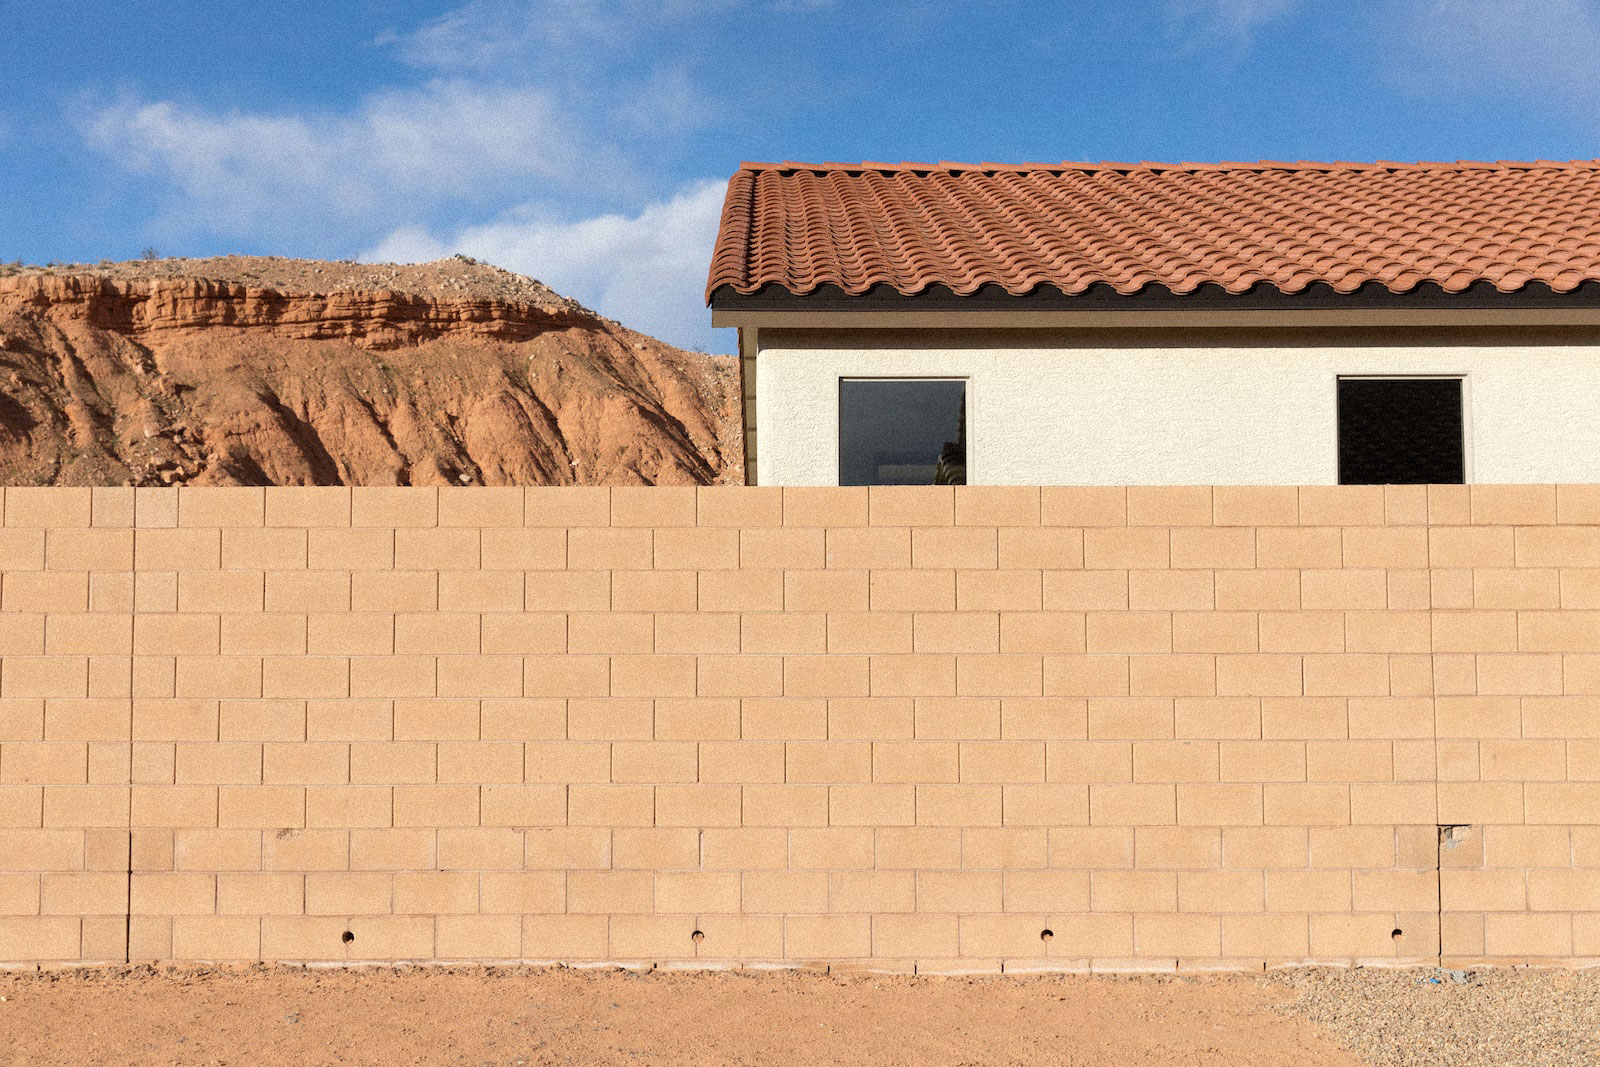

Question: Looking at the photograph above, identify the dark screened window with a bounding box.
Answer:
[839,379,967,486]
[1338,377,1464,484]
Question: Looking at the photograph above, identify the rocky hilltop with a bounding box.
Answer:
[0,256,738,486]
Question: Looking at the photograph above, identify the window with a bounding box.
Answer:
[838,378,967,485]
[1337,377,1464,484]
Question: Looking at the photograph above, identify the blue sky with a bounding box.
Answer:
[2,0,1597,352]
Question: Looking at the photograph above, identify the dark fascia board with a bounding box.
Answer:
[709,278,1600,312]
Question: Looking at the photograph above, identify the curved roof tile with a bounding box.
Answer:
[707,160,1600,302]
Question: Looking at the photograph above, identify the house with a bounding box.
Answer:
[706,160,1600,487]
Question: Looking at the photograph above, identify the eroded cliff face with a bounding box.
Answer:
[0,258,738,486]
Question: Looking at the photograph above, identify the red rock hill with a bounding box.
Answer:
[0,256,738,486]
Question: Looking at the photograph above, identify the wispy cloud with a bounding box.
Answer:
[75,81,624,240]
[362,180,730,351]
[1165,0,1300,39]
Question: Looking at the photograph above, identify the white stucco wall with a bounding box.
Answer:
[754,330,1600,485]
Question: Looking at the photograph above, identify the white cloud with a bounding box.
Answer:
[391,0,737,71]
[363,179,730,352]
[76,81,619,239]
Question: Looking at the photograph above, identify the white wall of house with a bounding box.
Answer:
[753,328,1600,485]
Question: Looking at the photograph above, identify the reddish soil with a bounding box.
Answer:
[0,256,738,486]
[0,965,1362,1067]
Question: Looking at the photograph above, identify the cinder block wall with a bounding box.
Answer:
[2,484,1598,971]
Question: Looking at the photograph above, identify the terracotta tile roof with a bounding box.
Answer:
[706,160,1600,301]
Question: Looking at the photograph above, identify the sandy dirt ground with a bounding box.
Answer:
[2,965,1595,1066]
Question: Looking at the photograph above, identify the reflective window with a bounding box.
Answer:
[1338,377,1464,484]
[838,379,967,485]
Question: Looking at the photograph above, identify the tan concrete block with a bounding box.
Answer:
[1046,741,1131,782]
[1207,486,1293,527]
[301,699,388,743]
[963,826,1047,869]
[785,570,869,612]
[1090,869,1176,912]
[1001,696,1088,741]
[608,485,695,527]
[956,486,1040,527]
[871,913,959,959]
[653,527,739,570]
[1350,783,1436,824]
[699,569,784,612]
[216,872,303,916]
[1040,487,1125,527]
[694,485,781,527]
[130,871,216,915]
[956,570,1042,612]
[306,528,394,571]
[737,613,825,656]
[741,696,829,739]
[174,742,261,785]
[522,655,609,698]
[1090,783,1175,826]
[1133,741,1217,783]
[871,741,959,784]
[347,486,436,528]
[1301,570,1387,611]
[1302,654,1388,696]
[6,488,91,529]
[477,871,564,913]
[1043,655,1131,698]
[521,487,610,528]
[997,613,1085,656]
[3,657,89,699]
[566,869,654,914]
[433,486,522,528]
[912,869,1001,913]
[909,696,997,739]
[1083,527,1168,570]
[1379,484,1428,526]
[789,826,875,868]
[828,784,915,826]
[959,741,1045,784]
[303,786,391,829]
[4,576,91,620]
[517,913,609,960]
[303,871,391,916]
[609,741,696,784]
[1087,697,1173,739]
[525,741,612,782]
[1040,573,1127,616]
[780,487,866,527]
[430,914,519,960]
[1003,783,1088,826]
[1176,783,1261,826]
[1304,740,1392,781]
[350,572,437,614]
[868,570,954,613]
[1169,529,1251,572]
[261,487,347,528]
[1524,782,1600,824]
[1128,572,1213,613]
[1126,487,1211,528]
[217,785,304,828]
[1475,652,1561,695]
[1172,697,1258,740]
[0,527,46,573]
[1177,868,1261,913]
[826,527,910,571]
[45,528,133,572]
[39,871,127,916]
[1341,610,1430,654]
[1215,570,1300,611]
[912,527,997,571]
[1130,655,1215,698]
[1469,484,1555,525]
[439,571,523,614]
[696,654,784,697]
[868,486,953,527]
[653,698,740,740]
[1351,869,1440,914]
[569,697,656,739]
[221,614,305,657]
[740,526,825,570]
[261,657,349,700]
[393,784,480,827]
[827,696,913,739]
[567,784,652,827]
[1297,486,1382,526]
[524,827,610,870]
[1221,825,1306,869]
[1484,913,1572,958]
[697,827,786,870]
[1263,784,1349,825]
[0,916,83,961]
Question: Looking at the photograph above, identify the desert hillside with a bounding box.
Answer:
[0,256,739,486]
